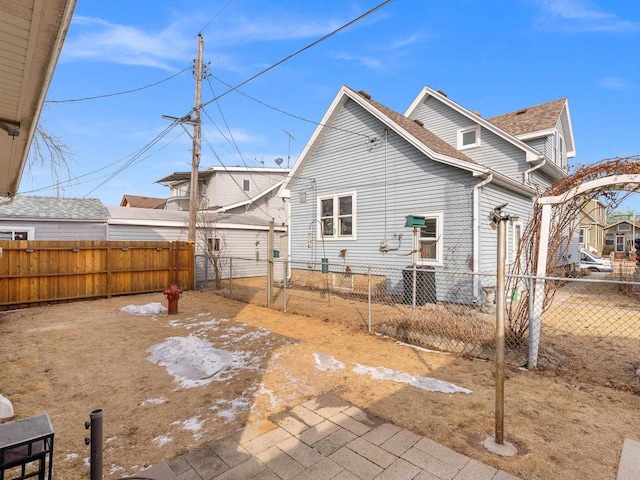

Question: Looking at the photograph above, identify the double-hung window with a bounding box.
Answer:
[318,193,355,239]
[415,213,443,265]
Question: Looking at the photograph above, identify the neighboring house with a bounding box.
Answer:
[156,166,290,225]
[578,199,607,255]
[0,0,76,201]
[0,196,282,284]
[0,196,108,240]
[120,194,166,209]
[280,85,576,304]
[603,220,639,258]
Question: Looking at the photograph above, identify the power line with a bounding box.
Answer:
[198,0,393,110]
[209,73,371,140]
[83,123,180,197]
[44,67,190,104]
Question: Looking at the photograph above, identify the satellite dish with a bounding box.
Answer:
[274,157,284,167]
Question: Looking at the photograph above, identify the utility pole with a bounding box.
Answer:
[188,33,204,243]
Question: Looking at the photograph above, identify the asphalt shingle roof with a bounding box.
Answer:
[486,98,566,136]
[346,87,475,164]
[0,196,108,220]
[120,195,166,209]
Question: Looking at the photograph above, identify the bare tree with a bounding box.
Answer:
[27,124,74,196]
[196,211,229,290]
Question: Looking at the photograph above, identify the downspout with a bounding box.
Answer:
[523,158,546,184]
[473,172,494,303]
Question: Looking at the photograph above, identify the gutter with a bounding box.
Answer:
[523,158,546,184]
[473,173,494,303]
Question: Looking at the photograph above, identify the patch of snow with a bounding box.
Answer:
[109,465,125,475]
[153,434,172,446]
[83,457,90,468]
[257,384,280,408]
[146,335,233,388]
[396,341,450,354]
[181,415,204,432]
[65,453,78,460]
[120,302,167,316]
[214,389,255,422]
[140,397,166,406]
[353,363,472,394]
[105,436,118,444]
[314,352,346,371]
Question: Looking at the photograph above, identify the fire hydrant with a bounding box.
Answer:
[164,283,182,315]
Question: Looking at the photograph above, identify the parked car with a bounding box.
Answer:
[579,248,613,272]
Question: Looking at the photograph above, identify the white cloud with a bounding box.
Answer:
[330,51,384,71]
[536,0,640,32]
[62,16,189,70]
[386,32,425,50]
[597,76,635,90]
[61,10,351,71]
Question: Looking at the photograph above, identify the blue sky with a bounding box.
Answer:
[22,0,640,209]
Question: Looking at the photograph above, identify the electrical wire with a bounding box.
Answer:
[83,123,180,197]
[199,128,272,218]
[20,126,184,198]
[198,0,393,110]
[209,73,371,140]
[44,67,190,104]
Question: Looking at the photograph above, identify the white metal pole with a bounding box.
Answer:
[495,216,507,445]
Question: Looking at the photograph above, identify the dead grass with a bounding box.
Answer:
[1,291,639,479]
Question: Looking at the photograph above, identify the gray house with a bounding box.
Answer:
[279,85,576,303]
[157,166,290,226]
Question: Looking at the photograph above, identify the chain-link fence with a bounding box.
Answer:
[199,255,640,392]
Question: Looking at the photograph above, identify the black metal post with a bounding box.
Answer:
[85,409,103,480]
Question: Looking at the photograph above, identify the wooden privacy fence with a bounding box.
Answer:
[0,240,194,310]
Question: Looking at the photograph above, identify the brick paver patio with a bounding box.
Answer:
[157,394,521,480]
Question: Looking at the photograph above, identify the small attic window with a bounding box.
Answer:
[457,126,481,150]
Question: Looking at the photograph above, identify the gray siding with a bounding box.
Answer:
[290,99,476,302]
[223,188,288,225]
[479,184,534,275]
[107,225,187,242]
[208,171,287,208]
[0,220,107,240]
[195,229,282,284]
[410,97,528,181]
[525,138,546,155]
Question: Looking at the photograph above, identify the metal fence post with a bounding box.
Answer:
[412,263,417,314]
[229,257,233,299]
[283,259,288,313]
[368,266,372,333]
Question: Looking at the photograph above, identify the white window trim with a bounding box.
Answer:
[508,220,524,264]
[618,223,631,231]
[243,179,251,192]
[208,236,222,253]
[0,226,35,240]
[457,126,481,150]
[413,212,443,266]
[317,191,357,240]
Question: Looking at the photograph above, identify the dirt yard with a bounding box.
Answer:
[1,291,639,479]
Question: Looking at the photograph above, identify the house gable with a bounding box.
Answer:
[407,95,531,182]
